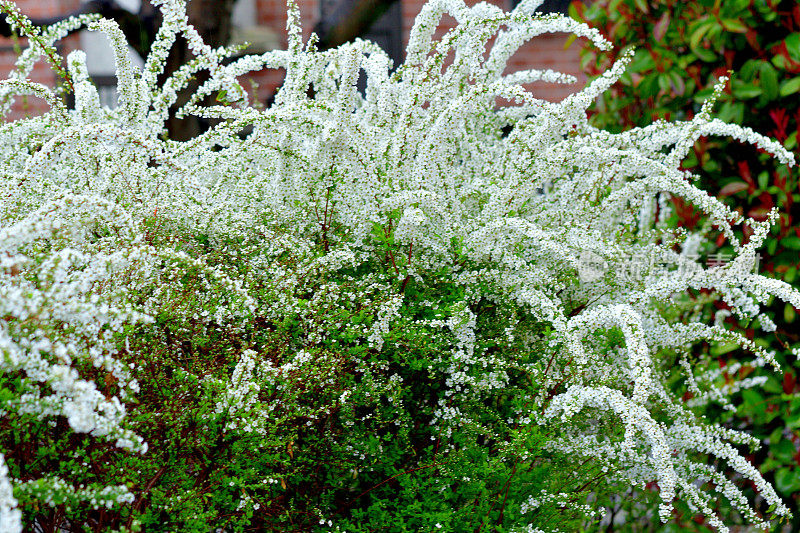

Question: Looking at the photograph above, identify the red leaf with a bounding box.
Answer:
[748,207,770,221]
[743,223,754,243]
[670,75,685,96]
[758,191,774,210]
[738,160,754,190]
[769,108,789,142]
[783,372,796,394]
[653,11,670,42]
[719,181,749,197]
[745,29,761,52]
[671,196,701,228]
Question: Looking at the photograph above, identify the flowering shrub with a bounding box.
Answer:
[1,0,799,531]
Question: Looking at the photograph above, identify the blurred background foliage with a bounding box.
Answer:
[573,0,800,530]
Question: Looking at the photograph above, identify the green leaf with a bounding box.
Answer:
[758,171,769,190]
[785,266,797,283]
[787,408,800,429]
[763,374,783,393]
[629,50,656,73]
[721,18,748,33]
[786,131,797,150]
[692,87,714,103]
[637,75,660,98]
[692,46,717,63]
[669,71,686,95]
[785,33,800,62]
[779,77,800,97]
[732,82,761,99]
[658,73,673,93]
[0,387,14,404]
[739,59,762,81]
[782,236,800,250]
[773,439,796,463]
[775,467,800,494]
[741,388,764,414]
[711,341,739,356]
[772,53,789,70]
[689,18,713,50]
[717,101,744,124]
[784,302,795,323]
[767,237,778,255]
[759,63,779,100]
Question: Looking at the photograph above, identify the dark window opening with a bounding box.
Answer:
[511,0,572,14]
[317,0,403,69]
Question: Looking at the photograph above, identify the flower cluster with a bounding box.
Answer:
[1,0,798,531]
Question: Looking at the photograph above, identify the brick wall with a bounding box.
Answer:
[1,0,82,119]
[2,0,586,120]
[509,34,587,102]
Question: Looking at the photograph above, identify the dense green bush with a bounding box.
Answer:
[1,0,798,531]
[574,0,800,529]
